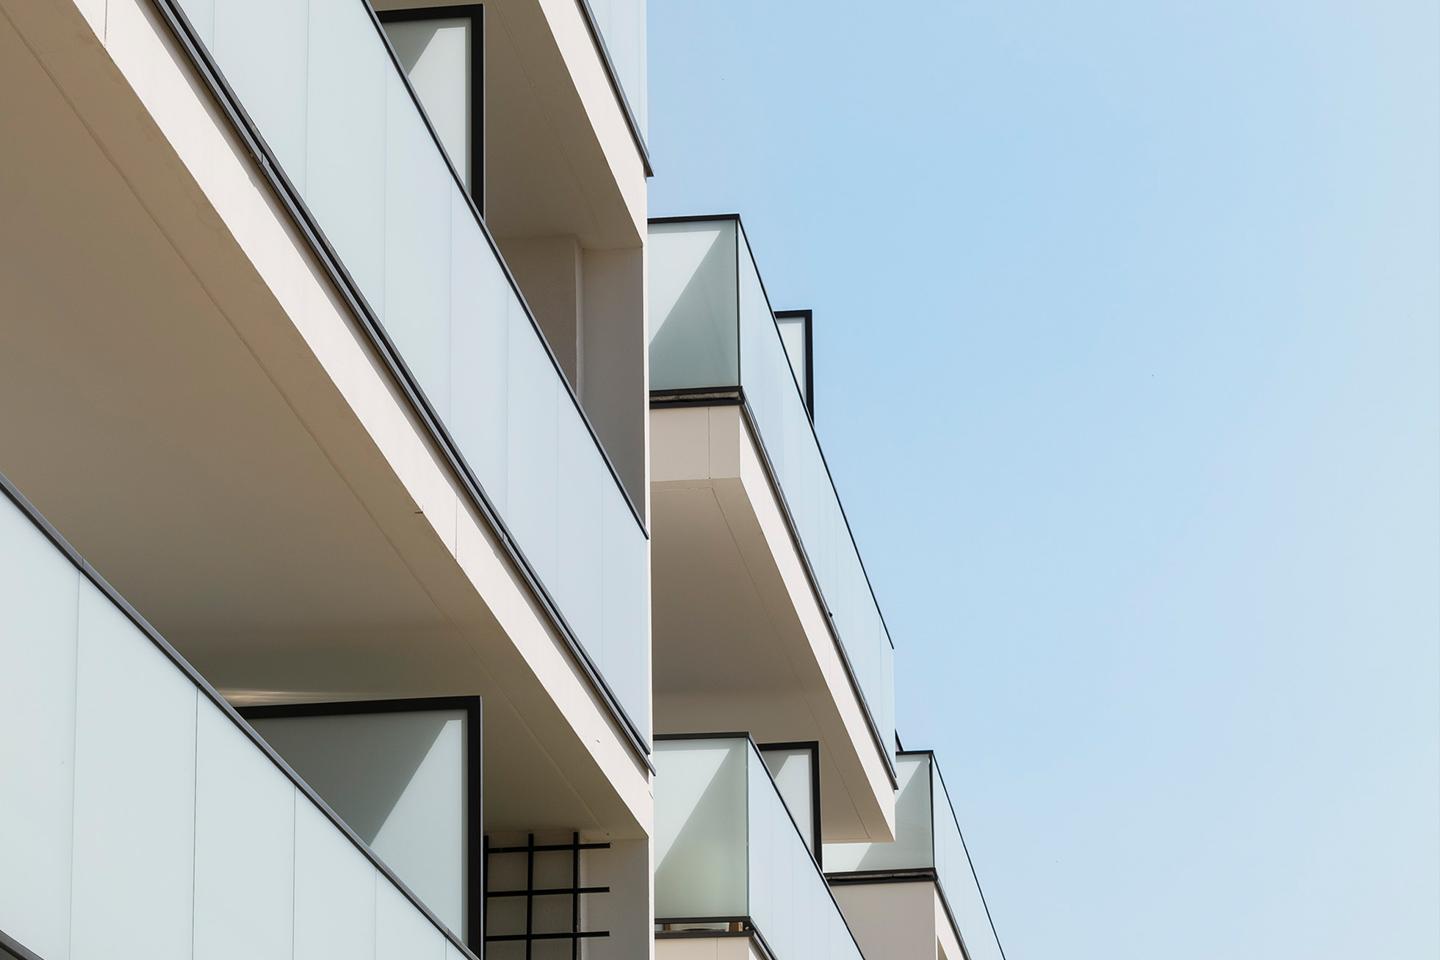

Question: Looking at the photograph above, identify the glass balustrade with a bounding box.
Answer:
[824,752,1006,960]
[654,737,864,960]
[581,0,647,137]
[0,478,473,960]
[649,217,895,764]
[169,0,650,743]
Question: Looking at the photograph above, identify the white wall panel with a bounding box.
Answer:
[213,0,309,190]
[376,877,445,960]
[306,0,388,317]
[448,190,510,512]
[193,700,296,960]
[505,324,559,586]
[293,799,378,960]
[0,503,79,960]
[383,71,454,418]
[70,582,197,960]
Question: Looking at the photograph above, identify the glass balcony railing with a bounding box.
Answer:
[824,752,1006,960]
[166,0,650,744]
[581,0,647,138]
[648,216,895,768]
[654,736,865,960]
[0,475,474,960]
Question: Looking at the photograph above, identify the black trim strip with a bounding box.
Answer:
[238,697,484,949]
[571,0,653,177]
[0,472,480,960]
[140,0,653,765]
[0,929,42,960]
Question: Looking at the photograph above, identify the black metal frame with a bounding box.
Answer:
[376,5,485,214]
[141,0,654,768]
[648,213,899,788]
[238,696,485,951]
[756,739,823,863]
[0,471,481,960]
[652,733,865,960]
[772,309,815,417]
[483,832,610,958]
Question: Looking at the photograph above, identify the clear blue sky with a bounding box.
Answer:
[647,3,1439,958]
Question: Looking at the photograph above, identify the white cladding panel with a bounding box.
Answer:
[0,504,78,959]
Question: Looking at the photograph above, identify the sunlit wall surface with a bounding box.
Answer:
[168,0,651,743]
[654,737,864,960]
[0,483,473,960]
[649,217,896,764]
[824,752,1005,960]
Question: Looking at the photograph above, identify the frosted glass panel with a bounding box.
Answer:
[760,745,817,856]
[377,877,446,960]
[248,708,471,937]
[932,765,1004,960]
[307,0,389,317]
[505,329,560,586]
[823,753,934,874]
[654,740,748,918]
[293,800,379,960]
[648,221,739,390]
[384,71,453,418]
[70,584,198,960]
[746,748,862,960]
[213,0,309,189]
[656,739,861,960]
[193,700,296,960]
[556,410,606,662]
[776,313,808,403]
[0,502,78,959]
[448,189,510,510]
[383,17,474,192]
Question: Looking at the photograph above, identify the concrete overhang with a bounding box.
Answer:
[651,404,897,844]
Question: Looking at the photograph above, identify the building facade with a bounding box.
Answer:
[0,1,1002,959]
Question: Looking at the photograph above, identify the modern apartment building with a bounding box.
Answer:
[0,1,1003,959]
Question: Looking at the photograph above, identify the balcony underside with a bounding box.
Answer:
[0,0,646,838]
[651,406,896,844]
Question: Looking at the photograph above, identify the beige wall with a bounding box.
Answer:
[831,881,941,960]
[655,936,765,960]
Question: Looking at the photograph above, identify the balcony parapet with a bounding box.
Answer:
[655,735,866,960]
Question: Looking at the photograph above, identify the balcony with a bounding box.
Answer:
[0,476,475,959]
[825,752,1006,960]
[171,0,650,745]
[0,0,650,843]
[654,737,865,960]
[647,215,896,843]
